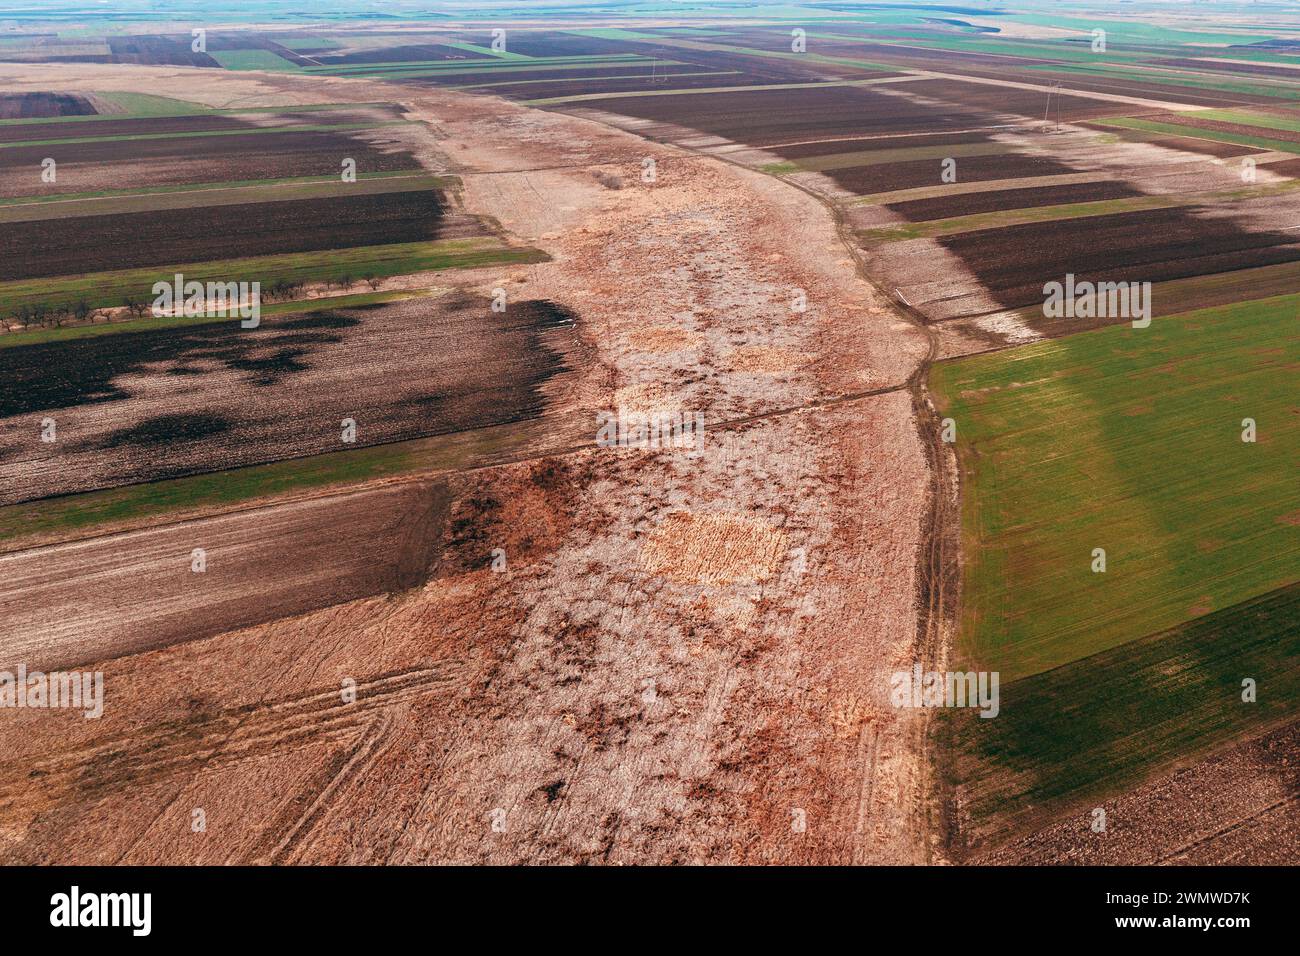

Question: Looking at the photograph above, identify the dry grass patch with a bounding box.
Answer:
[626,325,703,353]
[729,345,808,373]
[640,511,786,585]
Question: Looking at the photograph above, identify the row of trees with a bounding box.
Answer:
[8,299,102,329]
[5,273,388,330]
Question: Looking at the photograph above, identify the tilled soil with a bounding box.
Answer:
[0,296,579,504]
[0,91,96,119]
[0,479,450,673]
[974,719,1300,865]
[885,180,1143,221]
[0,129,423,199]
[0,190,459,281]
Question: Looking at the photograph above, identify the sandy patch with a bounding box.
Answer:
[639,510,787,585]
[627,325,704,353]
[730,345,810,373]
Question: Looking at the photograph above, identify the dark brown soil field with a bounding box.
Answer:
[0,112,255,144]
[103,35,221,68]
[0,129,422,198]
[311,43,494,65]
[899,78,1131,122]
[569,85,990,147]
[1257,157,1300,178]
[643,45,837,81]
[0,105,408,144]
[400,63,713,88]
[0,92,97,119]
[1154,57,1300,79]
[29,34,222,67]
[939,206,1300,310]
[450,30,644,58]
[827,151,1074,196]
[1014,67,1285,108]
[0,295,582,504]
[1129,133,1268,158]
[772,130,993,159]
[0,479,451,672]
[478,72,801,99]
[0,189,459,281]
[975,719,1300,864]
[885,179,1143,221]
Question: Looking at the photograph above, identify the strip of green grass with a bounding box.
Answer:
[0,174,445,223]
[0,119,411,150]
[0,237,547,314]
[211,49,303,72]
[944,580,1300,841]
[562,28,666,42]
[1030,62,1300,100]
[859,179,1300,242]
[931,292,1300,682]
[0,169,430,207]
[1091,116,1300,154]
[0,288,425,349]
[304,54,645,75]
[274,37,341,51]
[792,141,1014,172]
[0,415,546,551]
[444,40,532,60]
[1186,108,1300,133]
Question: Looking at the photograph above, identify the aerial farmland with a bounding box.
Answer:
[0,0,1294,897]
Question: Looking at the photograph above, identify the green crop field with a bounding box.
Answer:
[943,580,1300,840]
[1094,116,1300,154]
[211,49,303,72]
[0,237,547,315]
[931,292,1300,833]
[933,293,1300,680]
